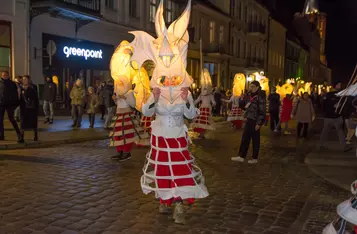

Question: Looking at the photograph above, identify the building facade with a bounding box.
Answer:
[0,0,30,78]
[188,0,231,89]
[267,18,286,86]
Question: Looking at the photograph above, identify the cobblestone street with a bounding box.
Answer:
[0,123,350,234]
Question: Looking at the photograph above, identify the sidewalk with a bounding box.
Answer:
[304,118,357,191]
[0,116,108,150]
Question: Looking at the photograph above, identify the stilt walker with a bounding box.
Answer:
[225,73,246,129]
[191,68,215,137]
[128,0,208,224]
[323,180,357,234]
[109,41,149,161]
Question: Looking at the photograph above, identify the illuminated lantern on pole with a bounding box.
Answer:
[233,73,246,96]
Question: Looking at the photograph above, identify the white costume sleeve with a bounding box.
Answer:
[184,92,197,119]
[194,95,201,106]
[142,93,156,117]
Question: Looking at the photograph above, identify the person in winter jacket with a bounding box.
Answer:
[319,82,352,152]
[70,79,86,128]
[14,76,23,122]
[87,86,99,128]
[103,79,116,129]
[18,76,39,143]
[291,92,315,139]
[43,76,57,124]
[0,70,22,141]
[231,81,266,164]
[96,81,106,120]
[268,88,281,132]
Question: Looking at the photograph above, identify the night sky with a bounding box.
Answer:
[282,0,357,83]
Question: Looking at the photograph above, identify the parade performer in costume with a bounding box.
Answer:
[323,180,357,234]
[224,73,245,129]
[109,41,149,161]
[128,0,208,224]
[191,68,215,137]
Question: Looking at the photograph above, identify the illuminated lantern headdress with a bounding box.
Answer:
[233,73,246,96]
[258,76,270,95]
[128,0,193,89]
[133,67,151,112]
[200,68,213,95]
[110,40,134,95]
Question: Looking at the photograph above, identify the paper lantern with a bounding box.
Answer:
[276,83,294,99]
[133,67,151,112]
[233,73,246,96]
[259,76,270,95]
[200,68,213,95]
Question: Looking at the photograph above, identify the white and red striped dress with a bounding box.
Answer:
[141,90,208,206]
[226,96,244,129]
[109,90,149,152]
[191,94,215,133]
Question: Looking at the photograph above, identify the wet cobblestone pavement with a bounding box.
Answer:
[0,123,350,233]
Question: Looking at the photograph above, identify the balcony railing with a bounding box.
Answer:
[247,23,266,35]
[32,0,101,13]
[246,57,264,68]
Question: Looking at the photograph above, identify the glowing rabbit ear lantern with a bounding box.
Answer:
[233,73,246,96]
[110,40,134,95]
[200,68,213,95]
[128,0,193,91]
[305,82,312,94]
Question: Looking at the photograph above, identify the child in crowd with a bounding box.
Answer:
[87,87,99,128]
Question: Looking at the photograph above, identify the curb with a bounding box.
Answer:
[0,135,108,151]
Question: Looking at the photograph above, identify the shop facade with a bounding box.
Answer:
[40,33,114,105]
[0,1,30,78]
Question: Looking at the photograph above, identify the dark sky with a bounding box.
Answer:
[282,0,357,83]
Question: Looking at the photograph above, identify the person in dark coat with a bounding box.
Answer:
[268,87,281,132]
[213,88,222,116]
[18,76,39,143]
[103,79,116,129]
[0,70,21,141]
[43,76,57,124]
[97,81,106,120]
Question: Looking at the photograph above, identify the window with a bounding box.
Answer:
[237,38,241,57]
[0,22,11,76]
[247,44,251,58]
[244,5,248,22]
[252,46,256,58]
[219,26,224,44]
[150,0,158,23]
[232,0,236,17]
[209,21,215,43]
[129,0,139,18]
[238,1,242,20]
[233,37,238,57]
[243,42,246,58]
[105,0,115,11]
[166,0,178,23]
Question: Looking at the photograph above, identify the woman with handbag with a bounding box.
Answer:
[18,76,39,143]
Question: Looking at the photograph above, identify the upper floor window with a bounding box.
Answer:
[232,38,238,57]
[237,38,241,57]
[150,0,158,23]
[219,26,224,44]
[105,0,116,11]
[166,0,178,23]
[238,1,242,20]
[209,21,215,43]
[129,0,139,18]
[244,5,248,22]
[243,41,246,58]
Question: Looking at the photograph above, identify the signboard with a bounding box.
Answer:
[42,33,114,70]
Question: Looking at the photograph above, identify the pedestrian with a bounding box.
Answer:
[70,79,86,128]
[97,81,106,120]
[103,79,116,129]
[43,76,57,124]
[0,70,22,141]
[191,68,215,138]
[18,76,39,143]
[231,80,266,164]
[291,92,315,139]
[86,86,99,128]
[319,82,352,152]
[268,87,281,132]
[276,93,293,135]
[14,76,23,122]
[345,97,357,144]
[213,87,222,116]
